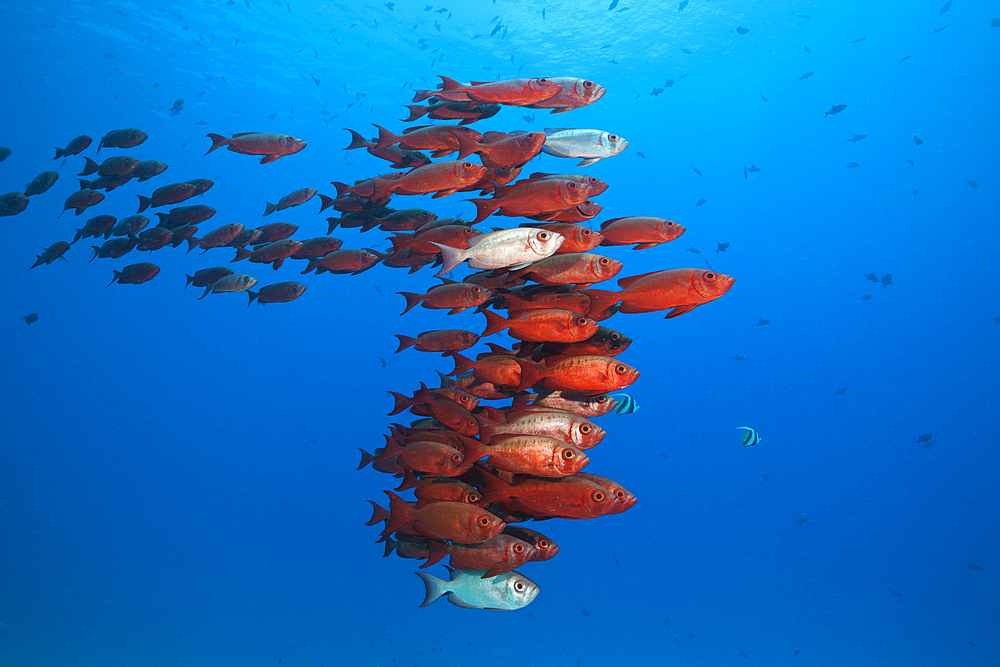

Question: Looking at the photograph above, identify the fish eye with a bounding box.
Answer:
[538,78,549,84]
[581,229,591,237]
[665,220,674,226]
[616,364,627,373]
[615,489,625,499]
[563,449,575,460]
[609,332,621,341]
[576,317,588,326]
[538,231,549,240]
[515,581,525,592]
[451,452,462,462]
[594,491,605,502]
[471,286,481,294]
[704,272,717,282]
[468,492,481,503]
[361,252,370,258]
[567,182,578,189]
[479,516,491,527]
[581,425,592,434]
[466,419,476,429]
[462,162,473,169]
[584,81,594,88]
[514,544,524,554]
[609,134,617,141]
[599,258,610,266]
[538,540,549,548]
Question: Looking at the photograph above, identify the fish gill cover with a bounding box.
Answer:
[2,0,998,665]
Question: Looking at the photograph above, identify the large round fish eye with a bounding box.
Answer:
[514,544,525,554]
[704,272,717,282]
[562,449,575,460]
[576,317,588,326]
[609,134,618,141]
[583,81,594,88]
[616,364,627,373]
[479,516,491,527]
[594,491,605,502]
[538,78,549,84]
[515,581,525,592]
[538,231,549,240]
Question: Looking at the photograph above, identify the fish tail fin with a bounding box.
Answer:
[382,536,397,558]
[343,128,374,150]
[136,195,150,214]
[454,132,480,160]
[394,467,420,492]
[480,308,510,337]
[317,193,335,213]
[474,413,501,442]
[204,133,229,155]
[584,289,621,320]
[79,157,99,176]
[365,499,390,526]
[198,284,212,300]
[330,181,350,198]
[373,124,398,150]
[438,75,463,92]
[396,291,423,316]
[263,201,277,217]
[448,352,474,377]
[383,490,412,536]
[53,147,64,159]
[394,334,417,353]
[301,257,321,275]
[106,270,120,288]
[414,570,448,607]
[325,217,340,235]
[246,290,258,308]
[184,237,201,254]
[371,177,396,200]
[477,467,515,505]
[88,246,100,262]
[184,274,194,288]
[421,540,449,569]
[430,242,468,277]
[514,358,545,392]
[385,390,413,416]
[401,105,430,122]
[357,448,376,471]
[466,198,500,224]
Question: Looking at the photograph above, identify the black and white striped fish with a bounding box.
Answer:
[611,393,639,415]
[736,426,761,446]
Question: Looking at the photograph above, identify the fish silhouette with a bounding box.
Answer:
[695,199,707,207]
[848,134,867,143]
[913,135,923,146]
[799,71,814,80]
[736,26,749,34]
[715,242,729,254]
[825,104,847,116]
[760,92,769,102]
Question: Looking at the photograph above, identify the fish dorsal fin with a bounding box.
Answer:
[543,128,574,134]
[599,217,624,230]
[617,270,664,289]
[401,125,432,135]
[232,132,264,137]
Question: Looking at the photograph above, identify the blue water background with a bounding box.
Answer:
[2,0,998,665]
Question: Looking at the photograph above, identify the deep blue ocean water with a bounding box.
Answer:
[2,0,998,665]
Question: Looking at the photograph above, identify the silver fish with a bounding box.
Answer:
[199,273,258,300]
[432,228,564,276]
[541,128,629,167]
[416,567,539,610]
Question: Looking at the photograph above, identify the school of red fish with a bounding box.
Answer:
[10,75,735,609]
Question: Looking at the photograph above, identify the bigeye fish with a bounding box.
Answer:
[736,426,761,447]
[541,128,629,167]
[415,567,539,610]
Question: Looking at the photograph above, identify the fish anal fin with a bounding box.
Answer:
[663,304,697,319]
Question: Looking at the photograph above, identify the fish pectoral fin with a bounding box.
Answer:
[663,305,697,319]
[576,157,600,167]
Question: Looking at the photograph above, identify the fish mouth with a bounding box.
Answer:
[618,139,630,152]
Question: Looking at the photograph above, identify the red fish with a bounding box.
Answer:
[76,173,132,192]
[54,135,92,159]
[521,223,604,253]
[89,235,138,261]
[587,268,735,319]
[374,123,481,159]
[540,326,632,358]
[252,222,299,244]
[231,239,303,270]
[30,241,70,269]
[371,160,486,199]
[395,329,480,354]
[435,76,564,106]
[381,491,505,544]
[473,131,547,169]
[481,308,600,343]
[423,534,535,578]
[599,217,686,250]
[528,199,603,223]
[456,433,590,477]
[25,171,59,196]
[525,77,606,113]
[468,178,592,223]
[186,223,245,253]
[79,155,140,177]
[477,472,615,519]
[168,225,199,248]
[184,266,234,289]
[247,281,307,306]
[402,101,501,125]
[132,160,169,182]
[72,215,117,243]
[0,192,29,217]
[136,182,199,213]
[205,132,306,164]
[154,205,216,229]
[263,187,329,216]
[502,526,560,561]
[389,225,481,256]
[505,253,623,288]
[97,128,147,153]
[111,215,149,237]
[516,355,640,394]
[397,280,493,315]
[300,248,386,275]
[136,227,173,251]
[107,262,160,287]
[291,237,343,259]
[60,189,104,217]
[185,178,214,195]
[343,129,432,169]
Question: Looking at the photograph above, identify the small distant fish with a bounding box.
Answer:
[891,590,903,597]
[682,48,693,54]
[736,426,761,447]
[380,357,386,368]
[917,433,933,443]
[736,26,749,34]
[763,474,769,481]
[804,46,811,53]
[731,355,746,361]
[756,319,770,326]
[746,164,761,174]
[921,441,934,449]
[993,18,1000,28]
[797,14,809,18]
[759,92,769,102]
[740,652,749,659]
[695,199,707,207]
[907,159,915,168]
[613,554,620,565]
[881,273,892,288]
[864,272,879,282]
[825,104,847,116]
[968,639,977,647]
[965,562,983,571]
[799,71,814,80]
[794,650,800,655]
[913,135,923,146]
[932,24,948,33]
[611,393,639,415]
[851,36,866,43]
[967,181,978,188]
[581,609,592,617]
[636,151,645,159]
[607,0,618,9]
[385,2,395,10]
[795,518,808,525]
[848,134,867,143]
[691,167,702,175]
[835,388,849,395]
[23,313,38,325]
[678,0,688,9]
[685,247,700,254]
[913,189,919,196]
[898,55,912,64]
[659,453,669,459]
[861,295,871,301]
[715,242,729,253]
[939,0,952,14]
[704,260,712,269]
[846,162,858,169]
[650,87,664,96]
[686,633,695,639]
